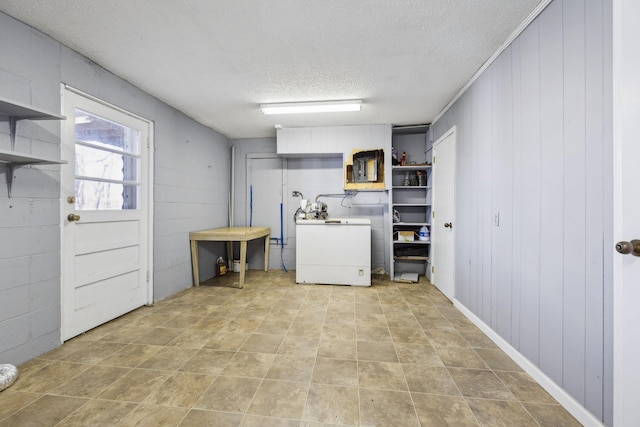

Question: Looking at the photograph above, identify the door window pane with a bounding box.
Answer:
[74,109,141,210]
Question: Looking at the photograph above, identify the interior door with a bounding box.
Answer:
[430,127,456,301]
[613,0,640,423]
[61,87,152,340]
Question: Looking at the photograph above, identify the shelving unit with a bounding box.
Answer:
[389,125,432,282]
[0,96,66,197]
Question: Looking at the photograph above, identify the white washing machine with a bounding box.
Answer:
[295,217,371,286]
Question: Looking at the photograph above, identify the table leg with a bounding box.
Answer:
[264,234,270,271]
[238,241,247,289]
[190,240,200,286]
[226,241,233,271]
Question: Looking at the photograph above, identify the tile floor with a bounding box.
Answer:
[0,270,581,426]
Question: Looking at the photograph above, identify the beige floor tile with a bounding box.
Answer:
[98,326,153,343]
[51,365,130,398]
[395,343,443,366]
[166,329,218,349]
[204,332,250,351]
[194,375,261,413]
[220,318,262,334]
[322,322,357,341]
[247,379,309,419]
[411,393,479,427]
[448,368,516,400]
[357,340,398,362]
[55,399,138,426]
[266,354,315,382]
[522,402,583,427]
[277,335,320,357]
[179,348,237,375]
[359,388,420,427]
[59,341,128,364]
[389,326,430,345]
[98,343,163,368]
[474,348,523,371]
[355,313,387,328]
[179,409,243,427]
[425,328,470,349]
[98,368,173,402]
[240,414,300,426]
[133,327,185,346]
[137,346,199,371]
[495,370,557,403]
[0,391,44,421]
[402,364,460,395]
[191,315,231,332]
[254,319,292,335]
[302,383,359,425]
[459,329,499,349]
[120,404,189,427]
[222,352,276,378]
[466,398,539,427]
[0,395,87,426]
[317,338,357,360]
[312,357,358,386]
[358,361,408,391]
[288,320,324,338]
[239,333,285,353]
[145,372,215,407]
[11,361,91,394]
[436,347,490,369]
[356,324,392,342]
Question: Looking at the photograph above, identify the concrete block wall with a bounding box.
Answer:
[0,12,230,364]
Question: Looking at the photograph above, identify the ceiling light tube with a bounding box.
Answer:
[260,99,362,115]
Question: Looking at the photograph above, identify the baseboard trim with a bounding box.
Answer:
[452,299,604,427]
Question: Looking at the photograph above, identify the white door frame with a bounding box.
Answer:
[430,126,456,301]
[613,0,640,424]
[60,85,154,340]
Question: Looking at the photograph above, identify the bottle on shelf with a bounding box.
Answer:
[419,226,430,241]
[400,151,406,166]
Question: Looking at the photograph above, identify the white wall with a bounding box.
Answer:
[231,138,389,274]
[431,0,613,424]
[0,12,230,364]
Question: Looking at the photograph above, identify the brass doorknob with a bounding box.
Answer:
[444,222,452,228]
[67,213,81,222]
[616,240,640,257]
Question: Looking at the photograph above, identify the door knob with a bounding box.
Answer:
[66,196,76,204]
[616,240,640,257]
[67,213,81,222]
[444,222,452,228]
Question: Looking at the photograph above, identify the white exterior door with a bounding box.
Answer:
[613,0,640,424]
[61,87,153,340]
[430,127,456,301]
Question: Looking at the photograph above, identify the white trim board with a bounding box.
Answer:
[432,0,554,124]
[453,299,604,427]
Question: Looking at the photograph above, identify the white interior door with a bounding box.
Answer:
[61,87,153,340]
[613,0,640,423]
[430,127,456,300]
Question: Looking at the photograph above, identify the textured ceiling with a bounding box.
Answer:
[0,0,542,139]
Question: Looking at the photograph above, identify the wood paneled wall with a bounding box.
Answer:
[431,0,612,423]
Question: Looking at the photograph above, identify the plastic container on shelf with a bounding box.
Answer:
[419,226,430,241]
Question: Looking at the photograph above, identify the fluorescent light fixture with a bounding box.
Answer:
[260,99,362,115]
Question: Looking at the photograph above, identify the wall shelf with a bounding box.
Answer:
[0,96,66,197]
